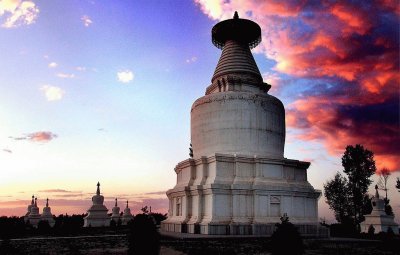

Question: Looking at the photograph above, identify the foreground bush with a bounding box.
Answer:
[128,214,160,255]
[270,214,304,255]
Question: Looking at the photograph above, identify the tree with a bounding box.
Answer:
[342,144,376,224]
[396,177,400,192]
[377,168,393,215]
[324,172,352,223]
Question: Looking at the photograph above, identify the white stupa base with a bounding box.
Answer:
[84,217,110,227]
[360,214,399,234]
[161,153,327,237]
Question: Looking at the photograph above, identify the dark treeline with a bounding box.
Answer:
[0,212,167,240]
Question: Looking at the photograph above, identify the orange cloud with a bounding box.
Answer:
[10,131,58,142]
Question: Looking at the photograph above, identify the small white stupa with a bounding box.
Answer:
[41,198,55,227]
[361,185,399,234]
[110,198,121,224]
[24,195,35,223]
[28,197,41,227]
[83,182,110,227]
[121,200,134,225]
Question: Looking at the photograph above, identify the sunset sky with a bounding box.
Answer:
[0,0,399,222]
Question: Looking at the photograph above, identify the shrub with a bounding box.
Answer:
[367,225,375,236]
[270,214,304,255]
[128,214,160,255]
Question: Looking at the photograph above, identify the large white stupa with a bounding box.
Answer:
[162,12,322,235]
[84,182,110,227]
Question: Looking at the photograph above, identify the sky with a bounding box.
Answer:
[0,0,399,223]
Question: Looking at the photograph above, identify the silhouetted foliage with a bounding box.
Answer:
[342,144,376,224]
[110,219,116,228]
[329,221,358,238]
[53,214,84,235]
[128,213,160,255]
[325,144,376,228]
[150,213,167,225]
[270,214,304,255]
[396,177,400,192]
[37,220,51,234]
[324,172,352,223]
[0,216,26,239]
[367,225,375,235]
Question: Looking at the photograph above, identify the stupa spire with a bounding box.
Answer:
[126,200,129,208]
[34,197,37,206]
[96,182,100,195]
[46,198,49,207]
[115,198,118,207]
[375,184,380,198]
[31,195,34,205]
[234,11,239,19]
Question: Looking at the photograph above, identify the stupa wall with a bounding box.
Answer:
[163,153,321,235]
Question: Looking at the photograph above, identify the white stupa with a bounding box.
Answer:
[24,195,35,223]
[110,198,121,224]
[83,182,110,227]
[41,198,55,227]
[121,200,134,225]
[162,12,322,236]
[361,185,399,234]
[28,197,41,227]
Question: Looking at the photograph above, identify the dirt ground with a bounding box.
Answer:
[0,235,398,255]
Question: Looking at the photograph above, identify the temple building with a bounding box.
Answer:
[84,182,110,227]
[111,198,121,224]
[41,198,55,227]
[360,185,399,234]
[121,200,134,225]
[162,12,322,236]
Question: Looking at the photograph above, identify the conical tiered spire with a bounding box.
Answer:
[208,12,268,93]
[212,40,262,83]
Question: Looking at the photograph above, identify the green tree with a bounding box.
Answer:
[342,144,376,224]
[324,172,352,223]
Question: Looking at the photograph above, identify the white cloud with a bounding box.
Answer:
[0,0,39,28]
[56,73,75,79]
[76,66,86,71]
[48,62,57,68]
[81,15,92,27]
[186,56,198,64]
[40,85,65,101]
[117,70,134,83]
